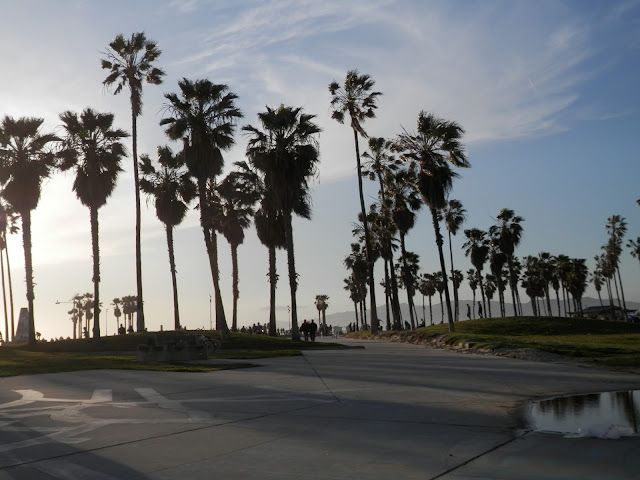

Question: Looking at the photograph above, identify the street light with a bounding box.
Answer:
[209,295,212,331]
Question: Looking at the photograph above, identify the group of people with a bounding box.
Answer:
[299,319,318,341]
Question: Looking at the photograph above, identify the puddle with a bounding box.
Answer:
[525,390,640,435]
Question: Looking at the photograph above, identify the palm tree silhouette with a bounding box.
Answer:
[139,146,196,330]
[59,108,128,338]
[396,111,469,332]
[489,208,524,316]
[161,78,242,339]
[101,32,165,332]
[463,228,490,318]
[441,199,466,321]
[244,105,321,340]
[0,116,58,345]
[218,171,259,332]
[329,70,382,333]
[0,201,17,341]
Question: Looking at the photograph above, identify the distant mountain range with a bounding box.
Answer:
[317,297,640,328]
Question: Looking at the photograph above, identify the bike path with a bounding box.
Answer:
[0,338,637,479]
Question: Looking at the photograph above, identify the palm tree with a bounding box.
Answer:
[489,209,524,316]
[0,201,17,341]
[329,70,382,333]
[0,116,58,346]
[59,108,128,338]
[628,237,640,266]
[315,295,329,334]
[417,273,436,325]
[395,111,469,332]
[139,146,196,330]
[605,215,627,314]
[344,242,369,330]
[161,78,242,339]
[112,297,122,332]
[463,228,490,317]
[441,199,466,320]
[218,170,259,332]
[102,32,165,332]
[362,137,402,329]
[467,269,478,318]
[243,105,321,340]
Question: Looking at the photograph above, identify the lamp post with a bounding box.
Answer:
[56,294,79,339]
[209,294,212,331]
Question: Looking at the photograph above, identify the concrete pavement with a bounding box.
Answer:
[0,337,638,479]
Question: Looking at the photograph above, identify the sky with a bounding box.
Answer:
[0,0,639,341]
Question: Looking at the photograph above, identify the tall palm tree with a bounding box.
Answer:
[218,170,259,332]
[0,201,17,341]
[441,199,466,321]
[467,268,478,318]
[59,108,128,338]
[161,78,242,339]
[243,105,321,340]
[396,111,469,332]
[139,146,196,330]
[329,70,382,333]
[386,169,421,329]
[102,32,165,332]
[0,116,58,346]
[489,209,524,316]
[605,215,627,314]
[463,228,490,317]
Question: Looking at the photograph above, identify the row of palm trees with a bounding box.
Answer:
[344,179,638,329]
[0,31,328,344]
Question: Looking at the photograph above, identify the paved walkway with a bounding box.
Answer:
[0,337,637,479]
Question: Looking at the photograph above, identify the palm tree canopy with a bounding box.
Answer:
[139,145,196,227]
[217,170,259,247]
[58,108,128,210]
[441,199,466,236]
[488,208,524,257]
[161,78,243,182]
[328,70,382,138]
[101,32,165,117]
[243,105,321,218]
[396,111,468,211]
[0,116,59,213]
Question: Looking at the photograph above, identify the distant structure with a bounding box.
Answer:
[14,308,30,343]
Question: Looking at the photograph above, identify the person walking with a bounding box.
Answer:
[466,304,471,320]
[309,320,318,341]
[478,302,483,319]
[300,320,310,341]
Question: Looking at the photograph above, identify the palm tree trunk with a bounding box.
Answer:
[507,256,518,316]
[448,230,460,321]
[166,225,180,330]
[383,259,391,331]
[131,111,145,332]
[21,211,36,346]
[5,245,14,341]
[353,130,379,333]
[231,243,239,332]
[91,207,101,338]
[615,266,628,319]
[284,212,300,340]
[428,295,433,325]
[268,245,277,336]
[431,208,455,332]
[400,233,416,329]
[388,249,402,329]
[198,182,230,339]
[1,251,7,343]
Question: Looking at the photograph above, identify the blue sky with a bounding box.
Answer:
[0,0,639,340]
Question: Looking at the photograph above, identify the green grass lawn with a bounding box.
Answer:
[0,330,338,377]
[349,316,640,369]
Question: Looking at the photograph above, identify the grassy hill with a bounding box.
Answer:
[349,316,640,370]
